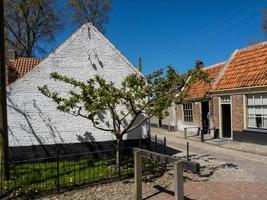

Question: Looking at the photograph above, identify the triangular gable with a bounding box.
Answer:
[7,23,146,147]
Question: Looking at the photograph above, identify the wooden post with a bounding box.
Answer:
[0,0,10,179]
[174,161,184,200]
[134,150,142,200]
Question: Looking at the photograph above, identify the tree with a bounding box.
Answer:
[67,0,111,33]
[38,66,209,166]
[4,0,63,57]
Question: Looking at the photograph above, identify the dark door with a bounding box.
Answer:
[201,101,209,134]
[222,104,231,138]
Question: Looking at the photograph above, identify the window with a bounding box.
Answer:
[183,103,193,122]
[247,94,267,129]
[221,95,231,103]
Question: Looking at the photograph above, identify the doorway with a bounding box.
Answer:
[201,101,209,134]
[221,104,231,138]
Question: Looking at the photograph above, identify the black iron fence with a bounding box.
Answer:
[0,148,135,199]
[0,137,169,199]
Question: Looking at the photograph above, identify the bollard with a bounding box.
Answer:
[184,128,187,139]
[201,129,204,142]
[174,161,184,200]
[134,150,142,200]
[186,142,189,161]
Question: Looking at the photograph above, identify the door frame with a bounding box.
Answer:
[219,96,233,139]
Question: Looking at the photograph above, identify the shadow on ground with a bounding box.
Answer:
[143,185,194,200]
[150,141,181,156]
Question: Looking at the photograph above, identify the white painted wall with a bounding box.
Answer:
[7,23,148,147]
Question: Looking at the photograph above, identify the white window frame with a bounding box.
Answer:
[246,94,267,130]
[183,103,193,122]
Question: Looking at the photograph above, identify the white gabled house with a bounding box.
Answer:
[7,23,148,160]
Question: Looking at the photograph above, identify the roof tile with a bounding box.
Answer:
[186,62,225,98]
[215,42,267,90]
[11,57,41,77]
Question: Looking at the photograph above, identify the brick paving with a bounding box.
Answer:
[146,181,267,200]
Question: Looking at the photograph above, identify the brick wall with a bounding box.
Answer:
[193,102,201,127]
[212,96,220,129]
[232,95,244,131]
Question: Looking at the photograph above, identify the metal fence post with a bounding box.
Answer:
[155,135,157,151]
[56,147,60,194]
[163,137,166,155]
[134,150,142,200]
[184,128,187,139]
[164,137,167,169]
[174,161,184,200]
[139,135,142,148]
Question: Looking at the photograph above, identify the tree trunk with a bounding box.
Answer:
[116,136,122,167]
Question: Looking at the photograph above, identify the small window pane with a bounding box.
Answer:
[247,95,254,105]
[255,115,263,128]
[254,95,262,105]
[263,94,267,105]
[247,107,254,115]
[221,96,230,103]
[255,107,262,114]
[264,117,267,128]
[248,116,254,127]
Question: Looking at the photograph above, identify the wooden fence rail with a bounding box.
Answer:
[133,148,184,200]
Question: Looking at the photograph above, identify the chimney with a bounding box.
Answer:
[195,59,204,70]
[137,57,142,72]
[5,49,17,61]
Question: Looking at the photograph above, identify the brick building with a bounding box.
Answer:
[176,41,267,144]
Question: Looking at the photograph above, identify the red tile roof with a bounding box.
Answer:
[186,62,225,98]
[215,42,267,90]
[11,57,41,77]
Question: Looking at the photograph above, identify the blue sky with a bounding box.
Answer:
[44,0,267,74]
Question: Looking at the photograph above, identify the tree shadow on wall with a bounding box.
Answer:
[76,131,96,142]
[7,95,66,159]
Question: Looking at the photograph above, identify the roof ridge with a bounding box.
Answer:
[212,49,239,90]
[202,61,227,70]
[88,24,143,76]
[15,57,42,60]
[236,40,267,52]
